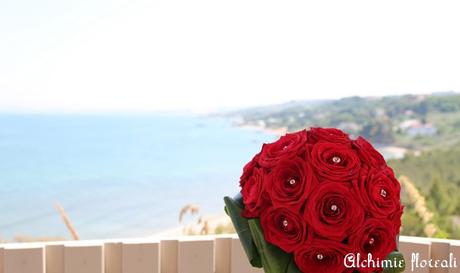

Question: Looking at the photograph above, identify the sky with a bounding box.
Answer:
[1,0,460,113]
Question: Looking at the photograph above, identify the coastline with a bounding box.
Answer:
[0,114,270,241]
[236,120,409,160]
[237,123,288,136]
[149,213,233,237]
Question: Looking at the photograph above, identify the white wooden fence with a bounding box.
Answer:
[0,235,459,273]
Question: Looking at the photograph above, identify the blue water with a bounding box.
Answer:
[0,114,274,239]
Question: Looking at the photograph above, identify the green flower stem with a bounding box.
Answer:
[225,195,405,273]
[224,196,262,267]
[382,251,405,273]
[248,218,294,273]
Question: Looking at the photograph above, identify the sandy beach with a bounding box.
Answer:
[238,123,288,136]
[149,213,233,238]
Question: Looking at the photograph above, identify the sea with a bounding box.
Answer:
[0,113,275,240]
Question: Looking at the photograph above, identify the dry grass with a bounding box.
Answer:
[400,175,439,237]
[55,202,80,240]
[179,204,200,224]
[179,203,235,235]
[214,222,236,234]
[12,235,67,243]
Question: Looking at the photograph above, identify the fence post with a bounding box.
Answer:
[64,244,104,273]
[3,245,45,273]
[0,247,4,273]
[105,242,122,273]
[46,244,64,273]
[449,240,460,273]
[178,236,214,273]
[430,241,450,273]
[160,239,178,273]
[230,236,262,273]
[122,241,160,273]
[215,236,231,273]
[399,236,431,273]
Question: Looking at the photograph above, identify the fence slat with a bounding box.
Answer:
[105,243,122,273]
[64,244,104,273]
[430,242,450,273]
[2,235,460,273]
[230,237,262,273]
[215,237,231,273]
[178,237,214,273]
[160,239,178,273]
[3,246,45,273]
[46,245,64,273]
[0,247,4,273]
[399,237,431,273]
[122,241,160,273]
[448,240,460,273]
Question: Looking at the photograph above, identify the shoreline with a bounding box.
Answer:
[237,123,288,136]
[237,121,409,160]
[149,213,233,238]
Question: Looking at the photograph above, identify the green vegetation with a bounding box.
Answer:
[389,147,460,239]
[231,92,460,239]
[233,93,460,148]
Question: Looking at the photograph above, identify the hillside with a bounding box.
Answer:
[389,147,460,239]
[229,92,460,239]
[230,92,460,149]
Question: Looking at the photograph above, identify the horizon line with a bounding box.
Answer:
[0,90,457,115]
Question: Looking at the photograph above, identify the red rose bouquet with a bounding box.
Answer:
[224,128,405,273]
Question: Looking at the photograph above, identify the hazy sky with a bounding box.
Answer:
[1,0,460,112]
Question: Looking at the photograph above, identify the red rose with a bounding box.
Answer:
[352,137,386,169]
[240,153,260,188]
[260,206,309,253]
[233,127,404,273]
[294,238,350,273]
[308,127,351,144]
[389,204,404,234]
[266,156,316,212]
[310,142,361,182]
[304,182,365,241]
[258,130,307,168]
[241,167,268,218]
[349,218,397,272]
[355,167,401,218]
